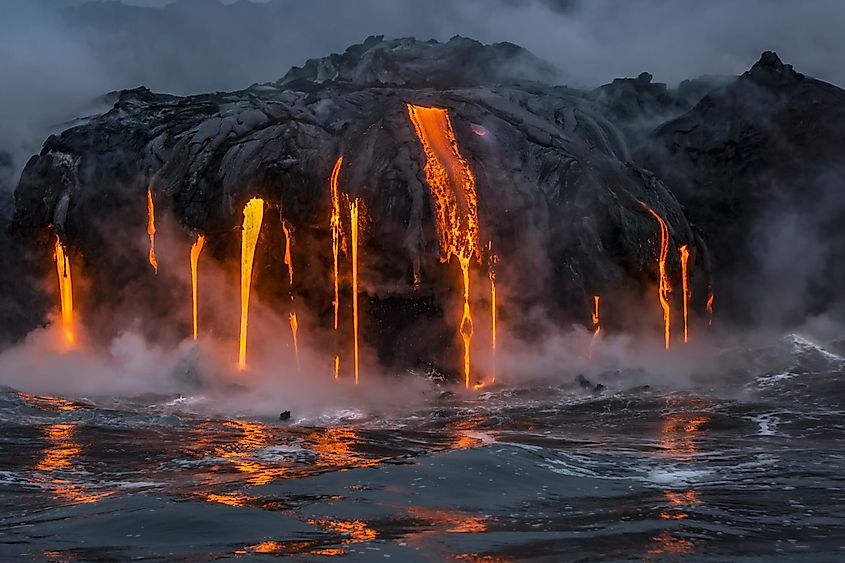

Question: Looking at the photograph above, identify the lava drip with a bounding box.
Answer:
[146,187,158,274]
[239,198,264,371]
[288,312,301,372]
[330,156,344,380]
[706,291,714,326]
[487,241,497,382]
[190,234,206,341]
[406,103,480,389]
[282,220,294,287]
[589,295,601,358]
[679,244,690,343]
[642,203,672,350]
[350,198,360,385]
[54,236,75,347]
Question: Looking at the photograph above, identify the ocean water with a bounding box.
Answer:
[1,334,844,561]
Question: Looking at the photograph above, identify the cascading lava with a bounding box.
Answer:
[53,236,75,347]
[406,103,480,389]
[589,295,600,358]
[706,291,714,326]
[146,187,158,274]
[488,241,497,382]
[330,156,344,379]
[288,312,300,371]
[239,198,264,371]
[190,234,205,341]
[350,198,360,385]
[642,203,672,350]
[679,244,690,343]
[282,220,294,287]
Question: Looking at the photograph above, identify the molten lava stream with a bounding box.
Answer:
[679,244,690,343]
[239,198,265,371]
[190,234,206,341]
[706,291,714,326]
[282,220,294,287]
[642,203,672,350]
[488,241,497,383]
[350,198,360,385]
[589,294,601,358]
[406,103,479,389]
[330,156,344,330]
[146,186,158,274]
[54,236,75,347]
[289,312,301,372]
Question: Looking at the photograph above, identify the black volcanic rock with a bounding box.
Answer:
[641,51,845,326]
[11,37,703,372]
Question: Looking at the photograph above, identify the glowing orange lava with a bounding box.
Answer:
[679,244,690,343]
[239,198,264,371]
[642,203,672,349]
[282,220,293,287]
[190,234,205,341]
[488,241,497,383]
[589,294,601,358]
[289,311,301,372]
[146,186,158,274]
[706,290,714,326]
[406,103,479,388]
[330,156,344,330]
[54,236,75,347]
[350,198,360,385]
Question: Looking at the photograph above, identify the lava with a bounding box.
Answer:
[330,156,344,330]
[350,198,360,385]
[642,203,672,349]
[238,198,264,371]
[679,244,690,343]
[54,236,75,347]
[406,103,479,388]
[190,234,205,341]
[282,220,293,287]
[146,186,158,274]
[589,294,601,358]
[706,291,714,326]
[488,241,497,382]
[289,312,301,372]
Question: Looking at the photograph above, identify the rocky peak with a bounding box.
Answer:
[277,35,559,90]
[745,50,804,86]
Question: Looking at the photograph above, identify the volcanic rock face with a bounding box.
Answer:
[640,51,845,325]
[11,37,843,373]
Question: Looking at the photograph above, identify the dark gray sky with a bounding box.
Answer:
[2,0,844,181]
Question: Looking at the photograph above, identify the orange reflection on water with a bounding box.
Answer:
[34,423,112,504]
[307,518,378,542]
[647,530,694,556]
[18,392,83,412]
[242,540,346,557]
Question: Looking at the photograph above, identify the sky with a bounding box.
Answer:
[2,0,844,182]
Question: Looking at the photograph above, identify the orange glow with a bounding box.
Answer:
[488,241,497,382]
[239,198,264,371]
[350,198,360,385]
[35,423,112,504]
[589,295,601,358]
[334,355,339,379]
[282,220,293,287]
[146,186,158,274]
[406,103,479,389]
[642,203,672,349]
[679,244,690,343]
[190,234,205,341]
[54,236,75,347]
[307,519,377,542]
[706,290,714,326]
[289,312,301,372]
[330,156,343,330]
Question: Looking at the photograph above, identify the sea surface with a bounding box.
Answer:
[1,334,844,561]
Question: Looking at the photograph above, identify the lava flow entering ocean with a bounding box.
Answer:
[190,234,205,341]
[406,103,480,388]
[54,236,75,347]
[146,187,158,275]
[642,203,672,350]
[239,198,264,371]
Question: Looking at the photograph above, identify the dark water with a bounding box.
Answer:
[1,334,844,561]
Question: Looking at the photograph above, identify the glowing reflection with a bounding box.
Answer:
[307,518,377,542]
[34,423,112,504]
